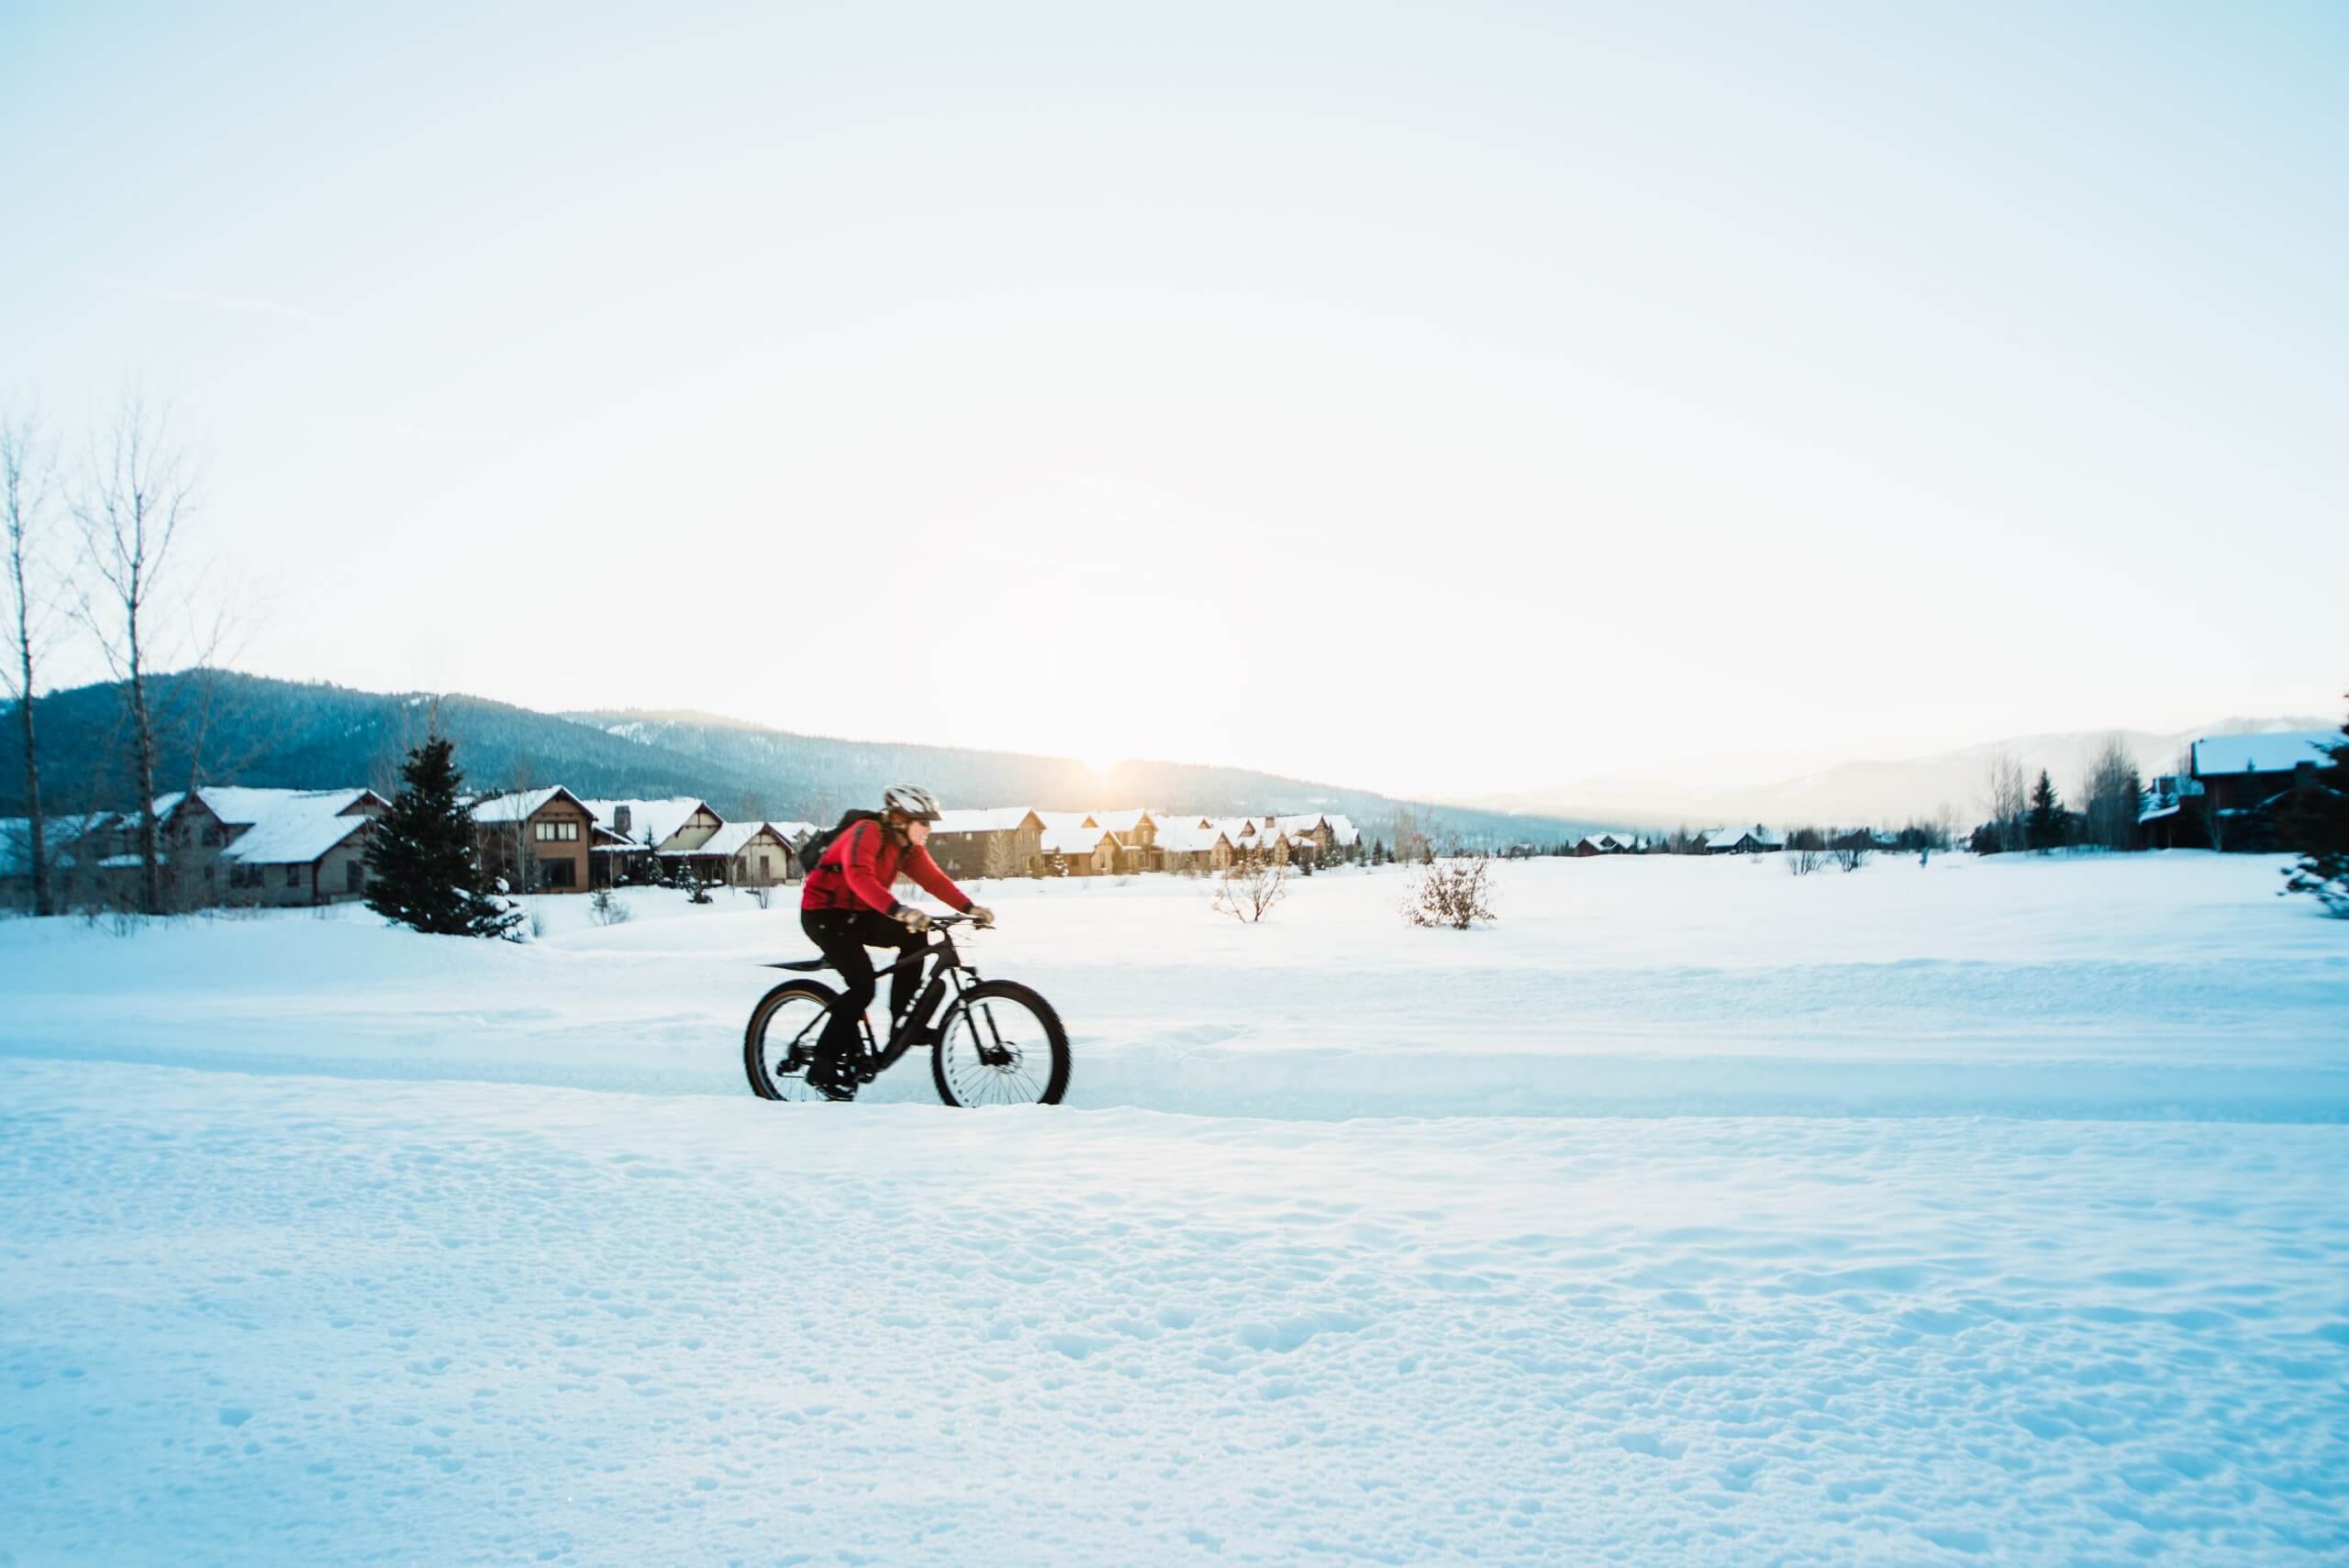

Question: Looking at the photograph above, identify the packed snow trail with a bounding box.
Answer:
[0,855,2343,1120]
[4,1062,2345,1566]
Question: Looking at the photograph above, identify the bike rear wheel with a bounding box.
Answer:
[744,980,845,1101]
[931,980,1071,1107]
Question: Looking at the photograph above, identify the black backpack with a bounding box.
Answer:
[797,809,881,878]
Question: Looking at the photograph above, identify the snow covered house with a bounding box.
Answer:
[78,788,395,908]
[1572,831,1641,857]
[1704,825,1786,855]
[574,797,724,885]
[0,812,116,910]
[927,807,1046,879]
[694,821,804,886]
[1155,821,1237,873]
[1040,822,1122,876]
[470,787,597,892]
[211,789,390,906]
[2142,728,2337,851]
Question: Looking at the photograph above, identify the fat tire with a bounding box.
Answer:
[930,980,1072,1107]
[743,979,840,1099]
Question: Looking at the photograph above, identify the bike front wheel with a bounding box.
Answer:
[744,979,843,1101]
[931,980,1071,1107]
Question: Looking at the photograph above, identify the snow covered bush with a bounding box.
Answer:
[1213,857,1288,923]
[1406,851,1497,929]
[1831,846,1870,873]
[589,886,631,927]
[1785,848,1823,876]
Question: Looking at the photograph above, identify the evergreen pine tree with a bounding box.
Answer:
[2279,706,2349,917]
[2025,770,2065,852]
[365,735,522,939]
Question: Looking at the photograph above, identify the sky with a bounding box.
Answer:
[2,0,2343,801]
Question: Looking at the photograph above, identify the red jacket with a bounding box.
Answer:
[801,818,973,917]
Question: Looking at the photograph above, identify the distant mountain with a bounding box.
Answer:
[0,671,1605,848]
[1477,717,2336,830]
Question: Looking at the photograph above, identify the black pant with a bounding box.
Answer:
[801,908,924,1062]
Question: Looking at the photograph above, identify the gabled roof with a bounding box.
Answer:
[696,820,798,860]
[470,787,595,826]
[218,791,384,866]
[571,797,716,846]
[1155,823,1231,855]
[1041,824,1119,856]
[2191,730,2336,777]
[156,786,387,829]
[1034,811,1097,838]
[1705,825,1785,851]
[931,807,1044,835]
[1089,808,1154,834]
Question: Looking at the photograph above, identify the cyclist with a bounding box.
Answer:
[799,784,996,1097]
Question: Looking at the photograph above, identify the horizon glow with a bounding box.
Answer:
[3,1,2343,799]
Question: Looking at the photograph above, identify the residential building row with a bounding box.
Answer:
[1,788,1364,909]
[925,809,1363,880]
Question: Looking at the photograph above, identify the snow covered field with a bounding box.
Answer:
[3,853,2344,1563]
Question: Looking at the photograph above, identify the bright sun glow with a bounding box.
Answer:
[1081,754,1119,778]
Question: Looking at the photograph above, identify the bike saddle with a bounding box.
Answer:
[765,957,830,973]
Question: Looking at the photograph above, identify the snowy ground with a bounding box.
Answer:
[2,853,2344,1564]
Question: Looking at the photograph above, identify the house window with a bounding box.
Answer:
[758,854,770,879]
[203,828,221,848]
[347,862,364,894]
[543,860,576,888]
[284,864,301,888]
[534,820,579,842]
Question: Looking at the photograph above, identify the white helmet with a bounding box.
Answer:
[884,784,942,822]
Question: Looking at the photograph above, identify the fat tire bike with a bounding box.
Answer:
[741,914,1072,1106]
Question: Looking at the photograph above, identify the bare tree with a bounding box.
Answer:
[981,831,1016,881]
[1212,854,1289,923]
[1982,749,2028,854]
[3,412,62,914]
[73,395,199,915]
[2079,733,2142,852]
[1390,806,1430,867]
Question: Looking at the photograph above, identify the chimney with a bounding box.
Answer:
[615,805,632,835]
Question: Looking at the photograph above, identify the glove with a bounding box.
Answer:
[967,905,996,929]
[891,906,933,934]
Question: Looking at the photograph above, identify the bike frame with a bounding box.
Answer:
[768,919,982,1081]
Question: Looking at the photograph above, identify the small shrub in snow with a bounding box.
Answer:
[1832,847,1870,873]
[1213,858,1289,923]
[1406,852,1497,929]
[589,887,632,927]
[1785,849,1823,876]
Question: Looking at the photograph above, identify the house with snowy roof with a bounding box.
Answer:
[94,787,395,907]
[574,797,723,885]
[692,820,808,887]
[1040,821,1122,876]
[1572,831,1640,857]
[928,808,1046,879]
[0,811,117,910]
[2141,728,2338,851]
[470,787,598,892]
[1155,820,1237,873]
[1704,825,1786,855]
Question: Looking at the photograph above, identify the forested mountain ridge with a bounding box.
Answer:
[2,672,1600,846]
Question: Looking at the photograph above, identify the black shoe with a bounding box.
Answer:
[805,1057,858,1102]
